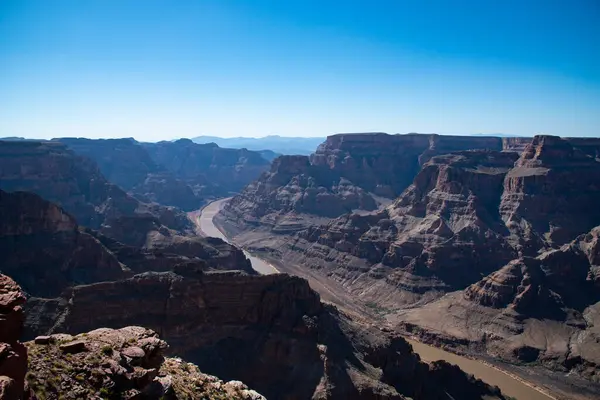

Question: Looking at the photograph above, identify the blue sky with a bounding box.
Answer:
[1,0,599,140]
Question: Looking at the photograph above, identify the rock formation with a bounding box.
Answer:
[1,273,265,400]
[10,137,273,212]
[142,139,270,199]
[0,275,32,400]
[0,188,506,399]
[398,227,600,385]
[8,130,600,397]
[463,257,563,315]
[0,189,253,301]
[234,150,520,307]
[501,137,531,152]
[500,135,600,250]
[310,133,504,198]
[56,138,164,192]
[224,155,378,232]
[0,140,196,248]
[131,171,201,211]
[56,137,271,211]
[222,133,515,231]
[566,137,600,159]
[223,135,600,302]
[0,190,128,297]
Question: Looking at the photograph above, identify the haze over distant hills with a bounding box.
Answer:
[191,135,326,155]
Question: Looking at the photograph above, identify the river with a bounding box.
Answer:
[197,198,278,275]
[198,199,554,400]
[407,339,554,400]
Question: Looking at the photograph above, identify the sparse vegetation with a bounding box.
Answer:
[364,301,391,316]
[99,386,112,399]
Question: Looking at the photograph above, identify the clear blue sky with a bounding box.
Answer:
[1,0,599,140]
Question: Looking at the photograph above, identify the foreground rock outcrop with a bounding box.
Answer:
[1,273,265,400]
[26,326,265,400]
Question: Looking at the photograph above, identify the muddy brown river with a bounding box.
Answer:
[197,198,278,275]
[198,199,554,400]
[407,339,554,400]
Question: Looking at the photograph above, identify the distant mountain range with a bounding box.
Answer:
[190,135,326,155]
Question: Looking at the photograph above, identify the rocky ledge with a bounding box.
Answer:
[1,272,265,400]
[26,327,265,400]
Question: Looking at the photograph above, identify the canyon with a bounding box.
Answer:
[0,136,512,399]
[2,132,600,398]
[217,132,600,399]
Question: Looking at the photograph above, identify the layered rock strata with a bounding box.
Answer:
[219,135,600,387]
[142,139,270,200]
[0,190,253,300]
[222,133,516,231]
[0,140,195,247]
